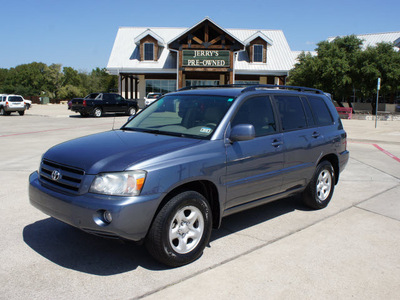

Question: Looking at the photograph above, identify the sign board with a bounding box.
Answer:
[377,77,381,91]
[182,50,230,67]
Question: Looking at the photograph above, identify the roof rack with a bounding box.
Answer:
[241,84,324,94]
[177,84,324,94]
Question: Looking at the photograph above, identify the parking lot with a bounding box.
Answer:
[1,104,399,299]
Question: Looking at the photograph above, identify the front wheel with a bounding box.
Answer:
[302,161,335,209]
[145,191,212,267]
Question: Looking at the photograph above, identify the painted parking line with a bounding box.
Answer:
[349,141,400,163]
[372,144,400,163]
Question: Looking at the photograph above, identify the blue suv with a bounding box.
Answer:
[29,85,349,267]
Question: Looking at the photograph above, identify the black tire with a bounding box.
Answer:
[127,106,137,116]
[93,107,102,118]
[303,161,335,209]
[19,110,25,116]
[145,191,212,267]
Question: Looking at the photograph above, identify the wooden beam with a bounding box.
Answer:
[209,36,221,45]
[205,23,209,43]
[192,36,203,45]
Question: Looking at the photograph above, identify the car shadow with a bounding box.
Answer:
[210,195,307,241]
[23,218,163,275]
[23,195,309,274]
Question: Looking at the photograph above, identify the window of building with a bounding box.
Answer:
[253,45,263,63]
[274,95,307,131]
[307,96,334,126]
[185,80,220,87]
[145,80,176,94]
[144,43,154,61]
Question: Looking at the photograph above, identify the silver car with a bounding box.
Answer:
[0,94,26,115]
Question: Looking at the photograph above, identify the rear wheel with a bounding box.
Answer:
[145,191,212,267]
[18,110,25,116]
[93,107,102,118]
[303,161,335,209]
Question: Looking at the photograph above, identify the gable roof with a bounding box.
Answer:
[243,31,274,46]
[107,21,297,76]
[134,29,165,46]
[167,17,245,50]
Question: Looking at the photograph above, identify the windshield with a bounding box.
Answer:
[123,94,235,139]
[9,96,23,102]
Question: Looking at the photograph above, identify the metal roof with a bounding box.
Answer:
[328,31,400,50]
[107,23,297,75]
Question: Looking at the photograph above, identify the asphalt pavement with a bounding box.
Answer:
[1,105,399,299]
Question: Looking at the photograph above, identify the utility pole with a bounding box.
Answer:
[375,78,381,128]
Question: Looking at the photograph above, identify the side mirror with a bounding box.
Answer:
[229,124,255,142]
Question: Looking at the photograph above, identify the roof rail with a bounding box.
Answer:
[241,84,324,94]
[177,84,325,94]
[178,84,256,91]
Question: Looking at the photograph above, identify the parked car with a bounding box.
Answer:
[0,94,26,116]
[24,98,32,109]
[68,93,99,110]
[395,99,400,112]
[29,84,349,267]
[144,92,162,106]
[71,93,138,117]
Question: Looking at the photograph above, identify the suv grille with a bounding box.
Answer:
[39,159,85,193]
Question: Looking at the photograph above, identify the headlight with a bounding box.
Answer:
[89,171,146,196]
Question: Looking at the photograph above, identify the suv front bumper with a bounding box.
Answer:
[29,171,161,241]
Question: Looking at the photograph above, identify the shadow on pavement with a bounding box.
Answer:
[23,218,163,275]
[23,195,308,274]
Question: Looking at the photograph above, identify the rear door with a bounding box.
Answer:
[225,95,285,210]
[273,94,325,192]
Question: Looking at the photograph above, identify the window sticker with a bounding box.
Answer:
[200,127,212,134]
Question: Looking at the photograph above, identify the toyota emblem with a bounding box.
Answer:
[51,170,62,181]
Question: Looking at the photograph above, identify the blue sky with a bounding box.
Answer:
[1,0,399,72]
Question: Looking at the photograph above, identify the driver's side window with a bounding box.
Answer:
[232,96,276,137]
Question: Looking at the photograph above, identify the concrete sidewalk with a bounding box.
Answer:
[142,119,400,300]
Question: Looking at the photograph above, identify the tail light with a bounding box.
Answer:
[5,101,9,106]
[83,100,87,107]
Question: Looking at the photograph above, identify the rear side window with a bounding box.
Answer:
[274,95,307,131]
[308,96,333,126]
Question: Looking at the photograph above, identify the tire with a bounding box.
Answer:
[19,110,25,116]
[93,107,102,118]
[127,106,137,116]
[303,161,335,209]
[145,191,212,267]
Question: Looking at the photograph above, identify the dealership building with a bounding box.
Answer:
[106,17,300,100]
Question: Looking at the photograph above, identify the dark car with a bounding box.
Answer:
[70,93,138,117]
[29,85,349,267]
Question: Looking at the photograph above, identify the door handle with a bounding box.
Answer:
[312,132,320,138]
[272,140,283,147]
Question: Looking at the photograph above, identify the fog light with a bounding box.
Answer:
[103,211,113,223]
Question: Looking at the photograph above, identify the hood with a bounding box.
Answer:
[43,130,202,174]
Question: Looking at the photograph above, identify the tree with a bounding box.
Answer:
[288,35,400,109]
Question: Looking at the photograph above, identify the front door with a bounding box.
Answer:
[225,95,285,210]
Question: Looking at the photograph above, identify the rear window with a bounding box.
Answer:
[307,96,333,126]
[8,96,23,102]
